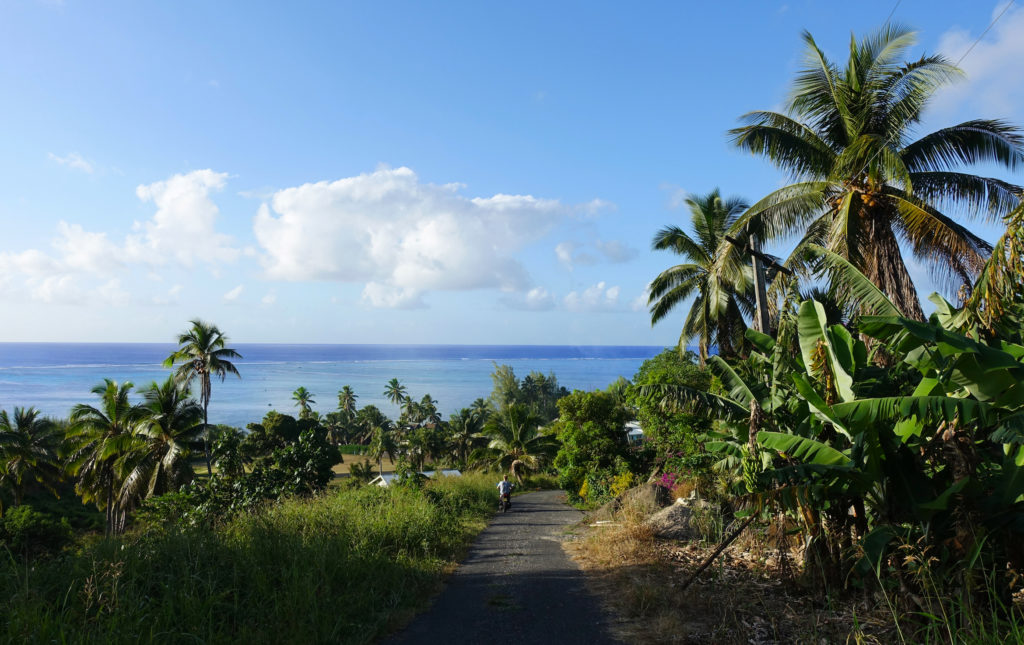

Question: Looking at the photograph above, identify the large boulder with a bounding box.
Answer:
[645,500,698,540]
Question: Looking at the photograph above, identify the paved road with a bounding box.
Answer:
[385,489,622,645]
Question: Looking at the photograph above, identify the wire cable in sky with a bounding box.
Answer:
[835,0,1016,198]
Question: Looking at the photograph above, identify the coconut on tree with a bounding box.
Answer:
[164,320,241,475]
[730,25,1024,319]
[648,189,755,365]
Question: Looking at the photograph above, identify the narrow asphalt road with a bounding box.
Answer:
[385,489,622,645]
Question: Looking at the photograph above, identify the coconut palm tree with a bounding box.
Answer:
[354,405,390,444]
[164,320,242,475]
[337,386,358,418]
[648,189,755,364]
[0,407,63,509]
[118,377,204,509]
[292,386,316,419]
[730,25,1024,319]
[369,421,397,476]
[66,380,144,536]
[447,407,486,470]
[383,378,407,406]
[479,404,559,483]
[469,398,492,422]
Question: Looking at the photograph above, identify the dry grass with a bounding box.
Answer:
[332,453,398,476]
[565,499,898,644]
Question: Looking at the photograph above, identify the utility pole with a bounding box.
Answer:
[749,235,771,334]
[724,233,791,335]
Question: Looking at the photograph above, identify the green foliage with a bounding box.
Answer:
[475,403,559,482]
[242,411,320,465]
[647,189,754,363]
[731,26,1024,319]
[348,459,376,483]
[0,505,72,557]
[0,407,63,510]
[627,349,713,458]
[552,390,632,503]
[487,364,568,422]
[0,474,497,643]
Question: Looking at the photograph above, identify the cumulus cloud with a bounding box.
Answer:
[152,284,183,306]
[223,284,244,301]
[128,170,238,266]
[48,152,94,174]
[556,239,635,270]
[502,286,556,311]
[631,282,652,312]
[932,4,1024,121]
[555,241,595,270]
[595,239,638,263]
[253,166,587,308]
[564,281,621,312]
[261,290,277,306]
[0,169,237,305]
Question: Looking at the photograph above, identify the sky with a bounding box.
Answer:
[1,0,1022,345]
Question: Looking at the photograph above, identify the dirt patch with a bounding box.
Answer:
[564,503,900,644]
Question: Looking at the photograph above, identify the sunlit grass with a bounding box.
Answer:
[0,473,495,644]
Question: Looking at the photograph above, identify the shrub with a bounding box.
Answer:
[1,505,73,557]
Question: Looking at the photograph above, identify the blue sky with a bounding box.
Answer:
[1,1,1022,345]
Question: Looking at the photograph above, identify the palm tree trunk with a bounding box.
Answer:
[863,211,926,321]
[203,402,212,476]
[105,481,113,537]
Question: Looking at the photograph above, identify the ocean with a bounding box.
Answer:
[0,343,664,428]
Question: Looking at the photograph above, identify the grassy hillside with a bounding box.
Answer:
[1,473,495,644]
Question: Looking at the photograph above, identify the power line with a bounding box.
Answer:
[955,0,1015,65]
[837,0,1016,195]
[884,0,903,26]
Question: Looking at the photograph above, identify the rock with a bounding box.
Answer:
[589,483,671,522]
[618,482,672,512]
[645,502,698,541]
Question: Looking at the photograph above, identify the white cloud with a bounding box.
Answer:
[631,283,652,312]
[577,198,616,217]
[361,282,426,309]
[933,4,1024,121]
[595,239,638,263]
[261,290,277,306]
[254,166,590,308]
[556,239,633,270]
[223,284,244,301]
[128,169,238,266]
[660,182,689,209]
[0,169,238,306]
[48,152,94,174]
[52,222,122,274]
[152,284,183,306]
[502,286,556,311]
[564,281,621,312]
[555,242,577,269]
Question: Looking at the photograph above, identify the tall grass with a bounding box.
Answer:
[0,473,495,644]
